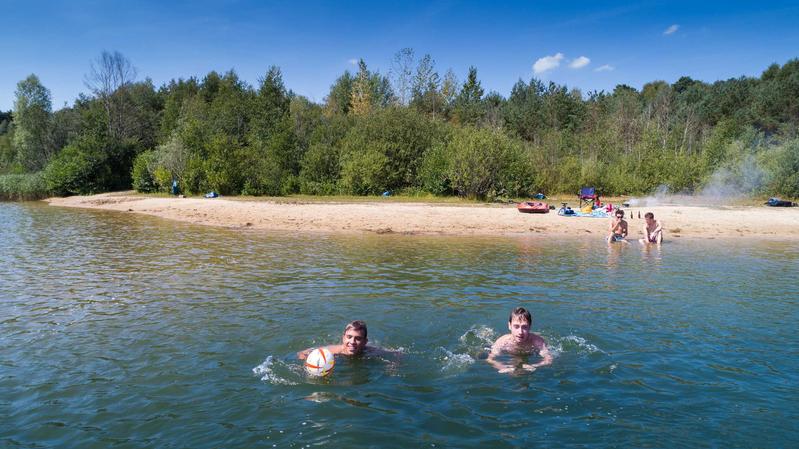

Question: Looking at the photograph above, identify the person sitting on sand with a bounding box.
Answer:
[607,209,628,243]
[487,307,553,374]
[639,212,663,245]
[297,320,390,359]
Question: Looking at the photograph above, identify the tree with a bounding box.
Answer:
[84,50,137,140]
[351,59,372,116]
[452,67,485,125]
[13,75,53,171]
[326,71,354,115]
[411,54,443,116]
[390,48,415,106]
[440,69,459,117]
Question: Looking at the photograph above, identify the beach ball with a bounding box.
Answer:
[305,348,335,376]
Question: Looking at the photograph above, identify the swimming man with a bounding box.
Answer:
[297,320,389,359]
[487,307,553,374]
[607,209,628,243]
[639,212,663,245]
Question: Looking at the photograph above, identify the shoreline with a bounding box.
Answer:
[44,192,799,240]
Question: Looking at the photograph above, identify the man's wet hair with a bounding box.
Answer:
[508,307,532,325]
[344,320,367,338]
[615,209,625,217]
[645,212,654,219]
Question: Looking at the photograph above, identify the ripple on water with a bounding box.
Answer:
[2,203,799,448]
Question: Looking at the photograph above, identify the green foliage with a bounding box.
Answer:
[764,139,799,197]
[446,126,533,199]
[131,150,158,193]
[43,136,110,195]
[339,108,446,194]
[0,172,49,200]
[452,67,485,125]
[6,56,799,202]
[13,74,53,171]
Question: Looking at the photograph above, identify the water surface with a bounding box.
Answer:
[1,202,798,448]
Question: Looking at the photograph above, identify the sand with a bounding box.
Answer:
[44,192,799,239]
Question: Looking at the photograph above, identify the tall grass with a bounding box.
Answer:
[0,172,51,201]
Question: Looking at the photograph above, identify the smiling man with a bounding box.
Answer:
[487,307,553,374]
[297,320,387,359]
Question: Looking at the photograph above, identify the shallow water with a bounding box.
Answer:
[1,202,798,448]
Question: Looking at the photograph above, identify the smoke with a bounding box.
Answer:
[629,155,769,207]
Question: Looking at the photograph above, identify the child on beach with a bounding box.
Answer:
[487,307,553,374]
[639,212,663,245]
[607,209,628,243]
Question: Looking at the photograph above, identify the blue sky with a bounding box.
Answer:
[2,0,798,110]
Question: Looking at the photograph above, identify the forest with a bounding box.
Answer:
[1,49,798,200]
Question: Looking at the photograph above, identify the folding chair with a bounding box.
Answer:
[578,187,599,208]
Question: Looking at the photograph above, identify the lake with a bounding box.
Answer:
[1,202,798,448]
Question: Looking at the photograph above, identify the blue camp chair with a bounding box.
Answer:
[578,187,599,208]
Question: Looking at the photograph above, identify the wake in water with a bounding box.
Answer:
[437,326,607,374]
[254,330,607,382]
[252,355,302,385]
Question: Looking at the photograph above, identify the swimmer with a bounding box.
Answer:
[607,209,628,243]
[487,307,553,374]
[639,212,663,245]
[297,320,391,359]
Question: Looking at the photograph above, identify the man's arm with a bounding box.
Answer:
[522,340,553,372]
[487,338,515,374]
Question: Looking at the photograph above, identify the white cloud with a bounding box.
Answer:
[569,56,590,69]
[663,24,679,35]
[594,64,614,72]
[533,53,564,74]
[348,58,358,65]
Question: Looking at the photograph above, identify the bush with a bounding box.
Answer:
[131,150,158,192]
[446,126,534,199]
[765,139,799,197]
[43,137,110,195]
[338,108,446,194]
[0,172,49,200]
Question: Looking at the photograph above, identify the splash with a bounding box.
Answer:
[549,335,604,356]
[459,325,497,350]
[252,355,299,385]
[437,347,475,374]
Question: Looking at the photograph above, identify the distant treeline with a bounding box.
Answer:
[1,49,798,201]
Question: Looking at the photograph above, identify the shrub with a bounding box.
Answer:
[131,150,158,192]
[43,137,110,195]
[0,172,49,200]
[446,126,534,199]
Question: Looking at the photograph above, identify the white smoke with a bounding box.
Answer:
[629,155,769,207]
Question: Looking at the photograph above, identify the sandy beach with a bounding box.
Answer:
[46,193,799,239]
[44,192,799,239]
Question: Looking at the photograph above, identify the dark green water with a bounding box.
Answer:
[1,202,798,448]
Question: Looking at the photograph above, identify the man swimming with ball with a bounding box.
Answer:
[297,320,390,359]
[487,307,553,374]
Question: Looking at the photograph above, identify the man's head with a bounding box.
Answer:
[340,320,368,355]
[615,209,625,219]
[508,307,532,343]
[644,212,654,224]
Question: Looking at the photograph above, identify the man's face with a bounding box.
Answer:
[645,217,654,226]
[508,316,531,343]
[340,328,368,355]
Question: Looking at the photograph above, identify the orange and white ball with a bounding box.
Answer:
[305,348,335,376]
